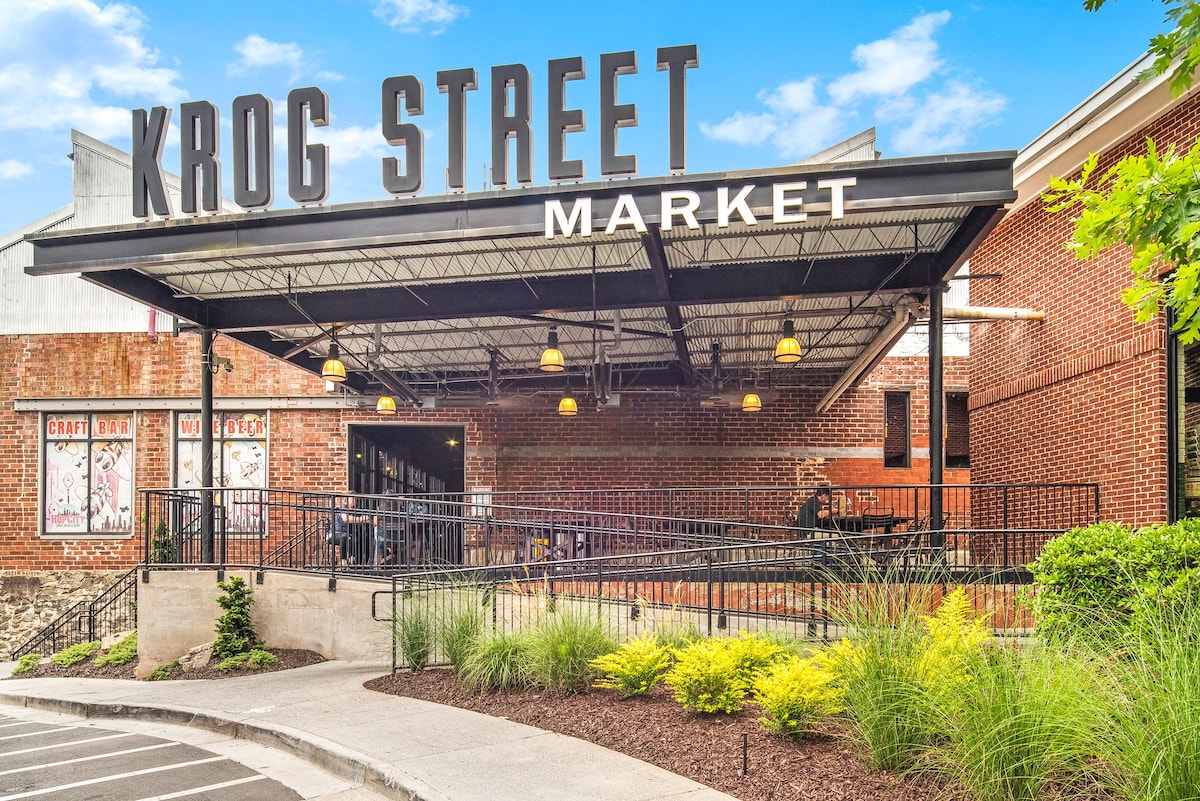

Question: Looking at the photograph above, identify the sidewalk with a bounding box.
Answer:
[0,660,738,801]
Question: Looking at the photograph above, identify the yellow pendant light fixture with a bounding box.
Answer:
[741,392,762,413]
[322,340,347,382]
[557,395,578,416]
[539,326,565,372]
[376,395,397,415]
[774,319,801,364]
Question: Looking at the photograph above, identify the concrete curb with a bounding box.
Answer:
[0,691,444,801]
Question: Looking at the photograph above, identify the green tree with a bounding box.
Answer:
[213,576,261,659]
[1046,1,1200,342]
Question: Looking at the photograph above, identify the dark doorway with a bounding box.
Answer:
[348,424,465,496]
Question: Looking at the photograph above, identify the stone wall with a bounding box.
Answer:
[0,570,124,659]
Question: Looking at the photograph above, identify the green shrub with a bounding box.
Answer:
[213,577,260,659]
[146,660,179,681]
[439,589,486,672]
[590,634,672,697]
[215,648,279,672]
[823,585,989,772]
[1093,599,1200,801]
[929,642,1104,801]
[526,607,615,694]
[50,641,101,667]
[11,654,41,675]
[664,637,751,714]
[95,632,138,666]
[459,630,533,693]
[395,595,437,671]
[1028,519,1200,639]
[753,652,844,738]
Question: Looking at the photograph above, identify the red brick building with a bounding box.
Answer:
[2,133,977,572]
[970,52,1199,526]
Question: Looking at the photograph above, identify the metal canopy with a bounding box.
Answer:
[26,151,1016,410]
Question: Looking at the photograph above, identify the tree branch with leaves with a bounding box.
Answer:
[1047,0,1200,342]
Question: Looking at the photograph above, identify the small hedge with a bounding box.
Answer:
[50,641,101,667]
[95,632,137,666]
[1028,518,1200,638]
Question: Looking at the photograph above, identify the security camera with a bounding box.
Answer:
[223,362,234,373]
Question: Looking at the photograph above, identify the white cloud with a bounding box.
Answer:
[373,0,466,34]
[0,0,185,138]
[828,11,950,104]
[890,81,1006,154]
[0,159,34,180]
[227,34,304,83]
[311,123,389,164]
[699,10,1005,160]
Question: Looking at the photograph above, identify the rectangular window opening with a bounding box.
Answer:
[883,391,911,469]
[946,392,970,470]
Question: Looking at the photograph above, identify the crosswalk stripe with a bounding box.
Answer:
[0,755,225,800]
[0,732,132,757]
[129,774,267,800]
[0,729,72,743]
[0,741,179,775]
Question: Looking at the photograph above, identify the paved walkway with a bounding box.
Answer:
[0,660,737,801]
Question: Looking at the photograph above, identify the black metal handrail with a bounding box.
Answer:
[138,483,1098,577]
[10,568,139,661]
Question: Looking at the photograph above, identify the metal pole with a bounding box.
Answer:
[201,329,215,564]
[929,285,945,551]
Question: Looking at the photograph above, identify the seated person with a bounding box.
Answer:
[797,487,832,529]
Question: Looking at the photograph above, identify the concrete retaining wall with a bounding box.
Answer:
[137,570,393,669]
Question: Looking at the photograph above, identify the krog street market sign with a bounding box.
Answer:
[131,43,859,240]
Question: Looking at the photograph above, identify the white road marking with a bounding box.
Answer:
[0,741,179,775]
[130,775,267,800]
[0,755,225,800]
[0,732,132,757]
[0,729,72,742]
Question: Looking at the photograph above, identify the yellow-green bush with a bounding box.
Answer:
[50,641,101,667]
[664,637,752,714]
[95,632,138,666]
[590,634,672,697]
[11,654,41,675]
[753,653,844,738]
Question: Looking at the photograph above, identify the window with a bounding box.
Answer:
[175,412,268,533]
[44,412,134,535]
[945,392,970,469]
[883,392,910,468]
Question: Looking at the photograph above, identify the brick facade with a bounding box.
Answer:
[968,92,1200,526]
[1,329,964,569]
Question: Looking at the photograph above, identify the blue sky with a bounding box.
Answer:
[0,0,1175,235]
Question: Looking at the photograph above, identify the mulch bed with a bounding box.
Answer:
[8,649,326,681]
[364,668,967,801]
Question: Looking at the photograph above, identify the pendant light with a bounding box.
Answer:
[741,392,762,413]
[376,396,397,415]
[774,320,801,364]
[557,395,578,416]
[539,326,565,372]
[322,340,347,382]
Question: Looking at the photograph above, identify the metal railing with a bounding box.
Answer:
[370,533,1039,672]
[137,483,1099,575]
[10,568,139,660]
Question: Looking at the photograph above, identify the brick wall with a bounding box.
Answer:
[1,329,963,570]
[967,92,1200,525]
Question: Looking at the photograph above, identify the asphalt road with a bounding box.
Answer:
[0,708,388,800]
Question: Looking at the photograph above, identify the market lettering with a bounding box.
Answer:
[133,44,698,219]
[544,177,858,239]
